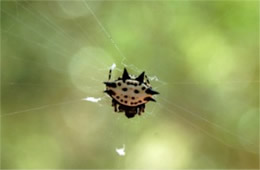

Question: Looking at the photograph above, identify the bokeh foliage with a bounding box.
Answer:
[1,0,259,169]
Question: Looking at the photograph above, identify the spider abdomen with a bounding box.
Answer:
[104,68,159,118]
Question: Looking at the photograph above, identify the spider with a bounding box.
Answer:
[104,67,159,118]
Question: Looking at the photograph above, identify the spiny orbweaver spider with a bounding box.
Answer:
[104,68,159,118]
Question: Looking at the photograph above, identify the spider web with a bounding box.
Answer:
[1,0,259,169]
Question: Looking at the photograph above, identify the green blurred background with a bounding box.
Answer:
[1,0,259,169]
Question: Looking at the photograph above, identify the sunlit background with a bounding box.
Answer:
[1,0,259,169]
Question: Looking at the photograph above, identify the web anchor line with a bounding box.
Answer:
[83,1,126,64]
[1,99,84,117]
[159,96,259,149]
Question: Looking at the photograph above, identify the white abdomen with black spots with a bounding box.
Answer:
[107,79,151,107]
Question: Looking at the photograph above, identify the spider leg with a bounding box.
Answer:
[108,68,112,80]
[112,99,115,106]
[112,99,118,112]
[118,105,124,112]
[145,75,150,85]
[137,107,141,115]
[114,103,118,112]
[137,105,145,115]
[141,104,145,113]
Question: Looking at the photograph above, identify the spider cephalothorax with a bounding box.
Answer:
[104,68,159,118]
